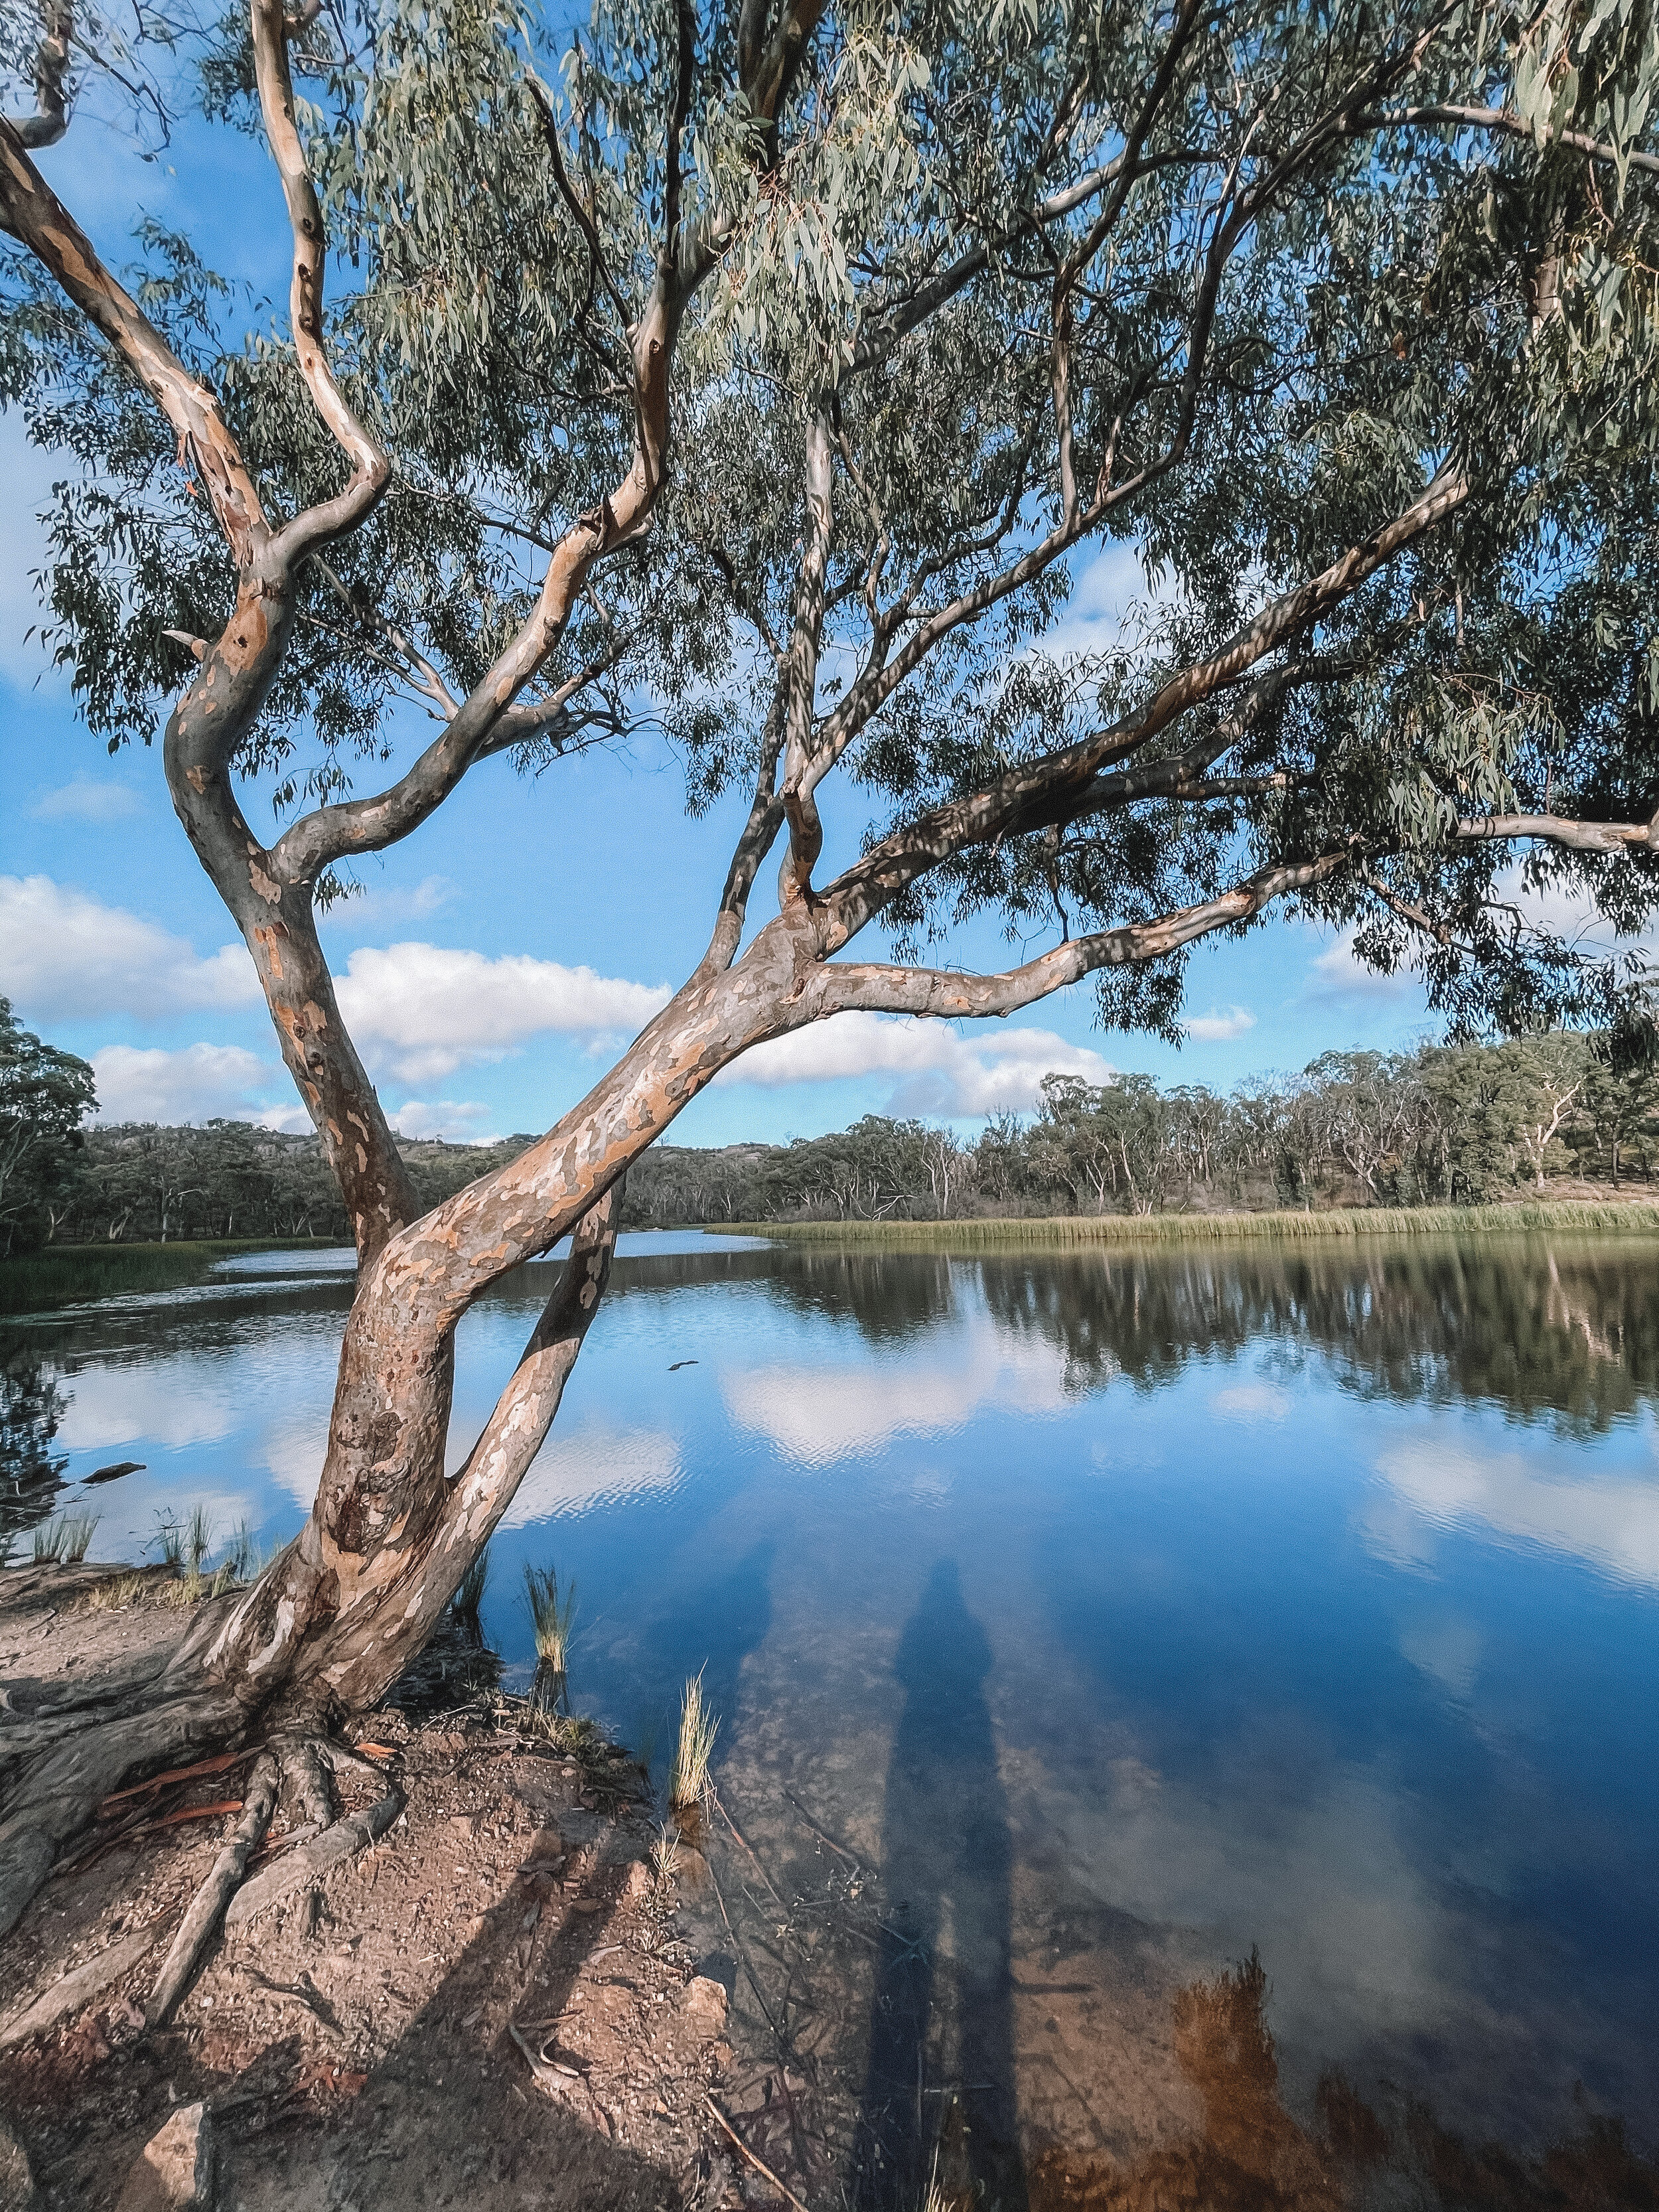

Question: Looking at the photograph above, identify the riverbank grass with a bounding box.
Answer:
[713,1197,1659,1251]
[0,1237,340,1315]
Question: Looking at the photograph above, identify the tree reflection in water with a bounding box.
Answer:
[0,1335,68,1546]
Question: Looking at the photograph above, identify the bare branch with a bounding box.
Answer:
[250,0,389,567]
[1455,806,1659,855]
[0,119,267,569]
[5,0,70,149]
[818,468,1469,948]
[824,851,1353,1021]
[1364,101,1659,179]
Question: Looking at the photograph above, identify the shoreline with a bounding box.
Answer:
[705,1195,1659,1249]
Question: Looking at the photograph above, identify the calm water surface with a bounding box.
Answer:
[7,1230,1658,2188]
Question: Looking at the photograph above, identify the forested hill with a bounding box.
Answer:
[27,1034,1659,1247]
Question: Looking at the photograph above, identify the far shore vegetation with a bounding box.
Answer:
[9,1035,1659,1309]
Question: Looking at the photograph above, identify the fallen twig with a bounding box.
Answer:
[782,1793,857,1868]
[98,1748,253,1814]
[704,2096,810,2212]
[711,1784,785,1908]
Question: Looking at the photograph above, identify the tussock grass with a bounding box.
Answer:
[715,1198,1659,1252]
[33,1511,99,1564]
[669,1669,719,1810]
[649,1821,682,1890]
[453,1545,490,1630]
[524,1562,577,1714]
[222,1520,261,1583]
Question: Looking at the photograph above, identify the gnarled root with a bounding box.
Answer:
[147,1751,279,2026]
[143,1735,401,2021]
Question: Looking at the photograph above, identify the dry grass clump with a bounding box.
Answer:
[718,1197,1659,1251]
[32,1511,99,1564]
[668,1669,718,1810]
[524,1561,577,1715]
[648,1820,681,1891]
[85,1570,149,1611]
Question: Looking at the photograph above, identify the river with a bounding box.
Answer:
[7,1228,1658,2199]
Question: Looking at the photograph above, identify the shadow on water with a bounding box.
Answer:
[857,1558,1025,2211]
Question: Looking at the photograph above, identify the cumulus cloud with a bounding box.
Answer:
[332,941,672,1083]
[1040,542,1149,660]
[1210,1380,1290,1423]
[32,778,141,823]
[388,1097,499,1142]
[500,1423,683,1523]
[90,1043,309,1130]
[0,875,259,1021]
[723,1324,1070,1466]
[1183,1003,1256,1042]
[713,1011,1116,1116]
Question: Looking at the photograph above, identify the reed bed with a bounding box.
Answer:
[31,1511,99,1564]
[0,1237,333,1315]
[714,1198,1659,1252]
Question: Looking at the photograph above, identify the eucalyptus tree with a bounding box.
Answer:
[5,0,1659,1969]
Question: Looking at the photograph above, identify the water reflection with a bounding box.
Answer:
[0,1336,69,1542]
[857,1560,1023,2208]
[6,1228,1659,2173]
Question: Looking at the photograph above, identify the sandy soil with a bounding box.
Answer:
[0,1570,753,2211]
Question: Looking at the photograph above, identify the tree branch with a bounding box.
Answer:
[5,0,70,149]
[824,851,1353,1021]
[250,0,390,567]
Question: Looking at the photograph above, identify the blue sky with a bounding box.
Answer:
[0,94,1447,1147]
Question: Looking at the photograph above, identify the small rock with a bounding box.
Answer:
[0,2112,34,2205]
[621,1860,652,1906]
[449,1814,478,1837]
[678,1976,729,2043]
[114,2102,216,2211]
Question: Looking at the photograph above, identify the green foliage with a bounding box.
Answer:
[0,998,96,1256]
[7,0,1659,1061]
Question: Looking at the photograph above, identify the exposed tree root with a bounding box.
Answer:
[147,1752,279,2027]
[0,1688,245,1939]
[226,1743,400,1931]
[139,1735,401,2020]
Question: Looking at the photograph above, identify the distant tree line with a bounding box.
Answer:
[626,1035,1659,1224]
[9,1025,1659,1252]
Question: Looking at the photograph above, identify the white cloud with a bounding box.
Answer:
[1182,1003,1256,1042]
[1372,1439,1659,1589]
[332,941,672,1083]
[32,778,141,823]
[0,875,259,1021]
[1040,542,1150,660]
[90,1042,309,1130]
[723,1326,1069,1466]
[1398,1615,1484,1702]
[388,1098,499,1142]
[713,1012,1116,1117]
[319,873,457,928]
[1309,930,1415,1000]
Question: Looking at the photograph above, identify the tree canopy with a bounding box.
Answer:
[0,997,95,1254]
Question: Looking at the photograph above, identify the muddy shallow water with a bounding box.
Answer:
[8,1228,1659,2200]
